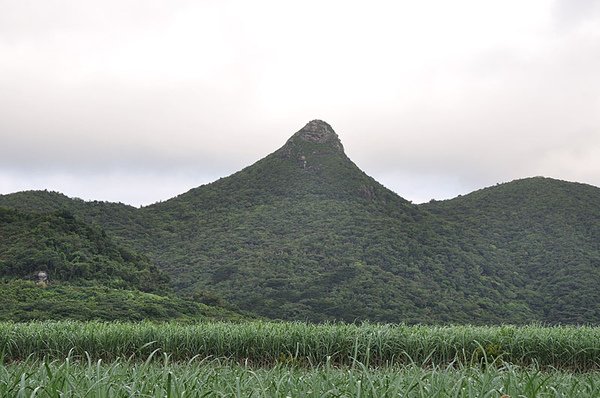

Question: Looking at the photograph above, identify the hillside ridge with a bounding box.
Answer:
[1,121,599,324]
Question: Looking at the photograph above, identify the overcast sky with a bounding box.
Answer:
[1,0,599,206]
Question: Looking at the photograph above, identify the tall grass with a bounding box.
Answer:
[1,321,599,370]
[1,356,600,397]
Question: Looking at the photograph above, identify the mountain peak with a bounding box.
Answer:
[288,120,344,153]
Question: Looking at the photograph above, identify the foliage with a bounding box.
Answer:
[2,358,600,397]
[1,321,599,370]
[0,280,244,322]
[0,208,243,322]
[0,207,167,293]
[1,128,599,324]
[424,177,600,325]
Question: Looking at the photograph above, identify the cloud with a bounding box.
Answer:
[0,0,599,205]
[554,0,600,30]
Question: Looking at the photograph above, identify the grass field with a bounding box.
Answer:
[1,321,599,397]
[2,358,600,397]
[1,321,599,369]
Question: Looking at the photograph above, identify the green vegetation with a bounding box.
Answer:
[0,207,166,292]
[0,207,243,322]
[0,121,599,324]
[424,177,600,325]
[0,280,244,322]
[2,359,599,397]
[1,321,598,370]
[1,321,599,397]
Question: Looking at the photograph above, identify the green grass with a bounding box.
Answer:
[1,321,599,397]
[1,356,599,397]
[1,321,599,371]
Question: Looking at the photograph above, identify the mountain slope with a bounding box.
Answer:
[132,121,541,323]
[0,120,598,324]
[0,207,244,321]
[0,207,166,290]
[423,177,600,324]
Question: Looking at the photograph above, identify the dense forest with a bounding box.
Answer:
[0,207,244,322]
[1,120,598,324]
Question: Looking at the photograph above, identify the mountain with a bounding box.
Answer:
[1,120,599,324]
[139,120,516,323]
[423,177,600,324]
[0,207,245,322]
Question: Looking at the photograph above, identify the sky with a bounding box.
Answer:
[1,0,599,206]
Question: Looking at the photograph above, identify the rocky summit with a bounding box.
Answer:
[288,120,345,152]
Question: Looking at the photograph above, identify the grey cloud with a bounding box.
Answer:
[554,0,600,29]
[341,29,600,197]
[1,0,600,206]
[0,169,224,207]
[0,1,191,40]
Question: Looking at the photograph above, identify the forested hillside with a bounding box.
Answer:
[424,177,600,324]
[0,207,244,322]
[1,120,598,324]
